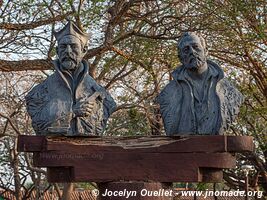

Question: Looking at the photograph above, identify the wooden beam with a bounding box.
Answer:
[17,135,254,183]
[18,135,254,153]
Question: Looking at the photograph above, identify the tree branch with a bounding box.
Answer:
[0,12,74,31]
[0,113,21,135]
[0,59,53,71]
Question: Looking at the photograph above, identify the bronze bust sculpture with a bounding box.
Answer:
[157,32,243,135]
[26,21,116,135]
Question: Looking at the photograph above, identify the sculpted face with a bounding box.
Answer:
[179,34,207,72]
[57,35,84,71]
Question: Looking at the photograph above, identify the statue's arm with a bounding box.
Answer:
[100,87,117,124]
[156,80,182,135]
[25,83,52,132]
[81,83,116,133]
[217,79,244,129]
[86,77,117,122]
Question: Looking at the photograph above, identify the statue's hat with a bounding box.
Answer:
[54,20,89,45]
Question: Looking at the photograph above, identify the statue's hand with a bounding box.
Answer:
[72,100,95,117]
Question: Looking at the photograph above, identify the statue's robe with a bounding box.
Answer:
[26,60,116,135]
[157,60,244,135]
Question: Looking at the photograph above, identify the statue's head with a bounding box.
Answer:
[54,21,89,71]
[177,32,208,72]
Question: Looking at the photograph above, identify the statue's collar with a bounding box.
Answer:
[171,60,225,81]
[53,60,89,91]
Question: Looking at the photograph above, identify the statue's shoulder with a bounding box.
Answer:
[217,78,244,102]
[156,79,182,107]
[207,59,244,104]
[82,73,107,93]
[217,78,244,126]
[25,74,55,102]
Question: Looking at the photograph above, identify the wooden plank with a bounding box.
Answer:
[17,135,254,153]
[45,136,227,153]
[71,152,234,182]
[35,152,235,182]
[33,152,235,168]
[47,169,223,183]
[227,136,254,152]
[17,135,46,152]
[17,135,253,183]
[47,166,225,183]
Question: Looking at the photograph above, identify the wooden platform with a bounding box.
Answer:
[17,135,254,183]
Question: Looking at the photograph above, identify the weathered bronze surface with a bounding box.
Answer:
[157,32,243,135]
[25,21,116,136]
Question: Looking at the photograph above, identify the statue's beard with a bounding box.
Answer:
[185,55,206,70]
[60,54,80,70]
[61,60,77,70]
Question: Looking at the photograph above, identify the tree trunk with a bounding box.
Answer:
[12,139,21,200]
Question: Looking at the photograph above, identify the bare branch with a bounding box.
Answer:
[0,12,74,31]
[0,59,53,71]
[0,113,21,135]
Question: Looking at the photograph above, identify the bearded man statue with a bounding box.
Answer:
[26,21,116,136]
[157,32,243,135]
